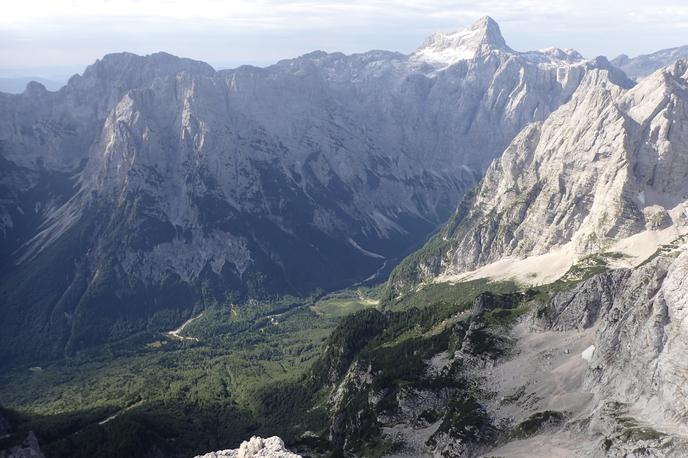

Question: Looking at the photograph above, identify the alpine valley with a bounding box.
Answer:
[1,16,688,458]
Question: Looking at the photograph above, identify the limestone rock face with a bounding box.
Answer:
[194,436,301,458]
[536,268,630,331]
[0,17,609,364]
[585,249,688,432]
[454,60,688,267]
[519,247,688,456]
[0,52,214,172]
[390,59,688,292]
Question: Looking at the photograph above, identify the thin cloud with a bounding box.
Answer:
[1,0,687,78]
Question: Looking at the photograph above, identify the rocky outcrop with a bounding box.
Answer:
[194,436,300,458]
[486,247,688,457]
[0,432,45,458]
[537,268,633,331]
[583,249,688,436]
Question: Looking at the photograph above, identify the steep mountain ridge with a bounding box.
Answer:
[412,16,584,72]
[0,17,607,365]
[389,59,688,293]
[0,52,215,172]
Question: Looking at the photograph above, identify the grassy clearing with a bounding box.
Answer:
[310,287,380,319]
[385,278,518,312]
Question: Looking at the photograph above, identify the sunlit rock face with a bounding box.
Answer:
[389,59,688,292]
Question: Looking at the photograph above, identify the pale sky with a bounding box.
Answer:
[2,0,688,82]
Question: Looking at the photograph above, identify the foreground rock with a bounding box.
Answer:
[194,436,301,458]
[0,432,45,458]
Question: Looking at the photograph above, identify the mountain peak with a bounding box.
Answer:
[80,51,214,83]
[469,16,505,45]
[413,16,511,67]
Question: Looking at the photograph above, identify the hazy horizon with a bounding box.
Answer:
[2,0,688,88]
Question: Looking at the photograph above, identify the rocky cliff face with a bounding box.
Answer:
[580,248,688,454]
[0,17,607,365]
[493,245,688,457]
[389,59,688,293]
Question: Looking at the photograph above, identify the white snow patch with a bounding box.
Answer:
[413,41,477,67]
[581,345,596,362]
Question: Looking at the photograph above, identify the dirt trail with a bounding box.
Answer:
[165,313,203,341]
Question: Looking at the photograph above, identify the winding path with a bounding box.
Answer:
[165,312,203,341]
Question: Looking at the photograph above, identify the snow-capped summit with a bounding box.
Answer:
[412,16,587,71]
[413,16,511,66]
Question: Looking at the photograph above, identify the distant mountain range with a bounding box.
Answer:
[0,76,64,94]
[2,15,688,458]
[0,17,610,365]
[612,45,688,80]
